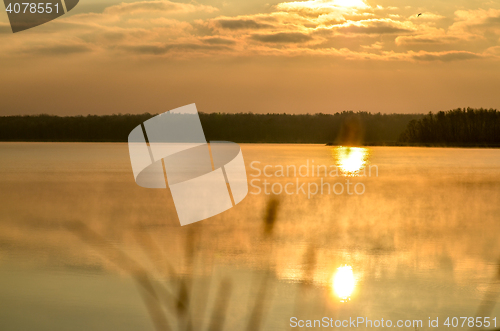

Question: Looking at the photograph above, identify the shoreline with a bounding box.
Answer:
[1,141,500,148]
[327,142,500,148]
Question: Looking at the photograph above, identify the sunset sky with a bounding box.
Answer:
[1,0,500,115]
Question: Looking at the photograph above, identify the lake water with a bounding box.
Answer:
[0,143,499,331]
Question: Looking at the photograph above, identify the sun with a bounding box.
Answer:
[276,0,369,13]
[334,146,368,176]
[333,265,355,300]
[333,0,369,8]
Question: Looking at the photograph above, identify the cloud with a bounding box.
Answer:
[335,20,415,35]
[2,0,499,63]
[20,43,93,56]
[486,45,500,53]
[395,28,460,46]
[409,12,445,21]
[361,41,383,49]
[251,32,313,43]
[450,8,500,37]
[120,42,231,55]
[411,50,482,62]
[216,19,274,30]
[454,8,500,23]
[395,10,500,47]
[104,0,218,16]
[396,36,445,45]
[201,37,236,45]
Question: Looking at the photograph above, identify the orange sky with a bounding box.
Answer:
[1,0,500,115]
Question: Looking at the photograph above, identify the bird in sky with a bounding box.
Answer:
[417,13,422,17]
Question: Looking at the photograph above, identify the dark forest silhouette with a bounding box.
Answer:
[2,109,499,146]
[0,112,421,144]
[399,108,500,147]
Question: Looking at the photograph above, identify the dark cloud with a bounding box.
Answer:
[191,21,217,37]
[404,38,438,44]
[396,35,460,46]
[337,22,413,34]
[251,32,312,43]
[412,51,481,62]
[484,15,500,25]
[217,19,273,30]
[26,44,92,55]
[121,43,231,55]
[201,37,236,45]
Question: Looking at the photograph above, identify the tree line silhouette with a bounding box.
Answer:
[0,112,421,144]
[399,108,500,146]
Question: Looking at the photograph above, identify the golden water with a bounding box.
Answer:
[0,143,499,330]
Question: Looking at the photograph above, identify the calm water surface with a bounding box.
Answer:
[0,143,499,331]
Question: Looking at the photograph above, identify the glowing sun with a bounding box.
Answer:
[333,0,369,8]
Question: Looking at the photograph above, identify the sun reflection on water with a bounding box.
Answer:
[333,146,369,176]
[333,265,355,302]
